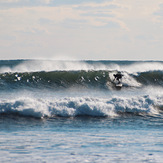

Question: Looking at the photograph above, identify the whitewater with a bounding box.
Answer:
[0,60,163,162]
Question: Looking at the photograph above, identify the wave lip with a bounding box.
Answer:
[0,60,163,73]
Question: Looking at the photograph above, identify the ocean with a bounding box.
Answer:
[0,60,163,162]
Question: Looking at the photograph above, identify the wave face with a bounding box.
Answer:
[1,70,163,90]
[0,60,163,118]
[0,70,109,90]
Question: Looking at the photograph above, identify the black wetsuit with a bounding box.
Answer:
[113,73,123,83]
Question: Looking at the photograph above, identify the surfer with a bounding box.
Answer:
[113,72,123,84]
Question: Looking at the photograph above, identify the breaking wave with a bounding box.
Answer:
[0,95,162,118]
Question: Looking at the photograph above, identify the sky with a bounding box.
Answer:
[0,0,163,60]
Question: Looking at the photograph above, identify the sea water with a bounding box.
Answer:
[0,60,163,162]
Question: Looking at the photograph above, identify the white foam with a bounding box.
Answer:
[108,71,142,88]
[0,94,161,118]
[121,72,142,87]
[0,98,50,118]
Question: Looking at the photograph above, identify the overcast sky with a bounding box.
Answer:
[0,0,163,60]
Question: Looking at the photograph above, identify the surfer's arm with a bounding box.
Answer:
[113,74,116,81]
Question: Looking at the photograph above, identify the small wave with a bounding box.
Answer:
[0,95,161,118]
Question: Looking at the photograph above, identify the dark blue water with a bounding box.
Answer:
[0,60,163,162]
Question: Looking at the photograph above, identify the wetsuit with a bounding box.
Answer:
[113,73,123,83]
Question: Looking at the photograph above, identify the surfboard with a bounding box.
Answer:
[115,83,122,88]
